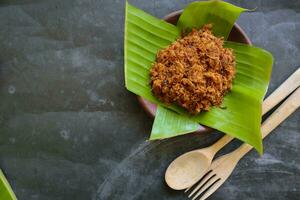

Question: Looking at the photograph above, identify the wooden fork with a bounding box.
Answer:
[186,86,300,200]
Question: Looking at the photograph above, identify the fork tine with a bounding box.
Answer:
[185,170,213,193]
[190,176,220,200]
[198,179,223,200]
[188,174,215,198]
[186,170,213,196]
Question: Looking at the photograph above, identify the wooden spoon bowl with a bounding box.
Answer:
[137,10,252,134]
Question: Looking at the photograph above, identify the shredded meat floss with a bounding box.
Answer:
[150,24,236,114]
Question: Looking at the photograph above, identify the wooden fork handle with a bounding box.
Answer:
[235,87,300,157]
[209,67,300,155]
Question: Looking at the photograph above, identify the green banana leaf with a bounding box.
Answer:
[124,1,273,154]
[190,41,272,153]
[124,2,179,102]
[177,1,247,39]
[150,106,200,140]
[0,169,17,200]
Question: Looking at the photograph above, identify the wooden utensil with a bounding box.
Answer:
[186,86,300,200]
[165,67,300,190]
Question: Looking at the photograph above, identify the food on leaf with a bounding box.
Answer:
[124,1,273,154]
[150,24,235,114]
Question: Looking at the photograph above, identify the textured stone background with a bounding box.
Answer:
[0,0,299,199]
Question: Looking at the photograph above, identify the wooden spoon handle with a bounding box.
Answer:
[235,87,300,157]
[209,134,234,153]
[262,67,300,115]
[209,67,300,155]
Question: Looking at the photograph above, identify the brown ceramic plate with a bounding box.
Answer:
[137,10,252,134]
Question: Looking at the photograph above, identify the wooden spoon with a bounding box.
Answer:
[165,67,300,190]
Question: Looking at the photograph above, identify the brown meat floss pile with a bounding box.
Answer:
[150,24,236,114]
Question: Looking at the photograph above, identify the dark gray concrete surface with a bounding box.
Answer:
[0,0,299,199]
